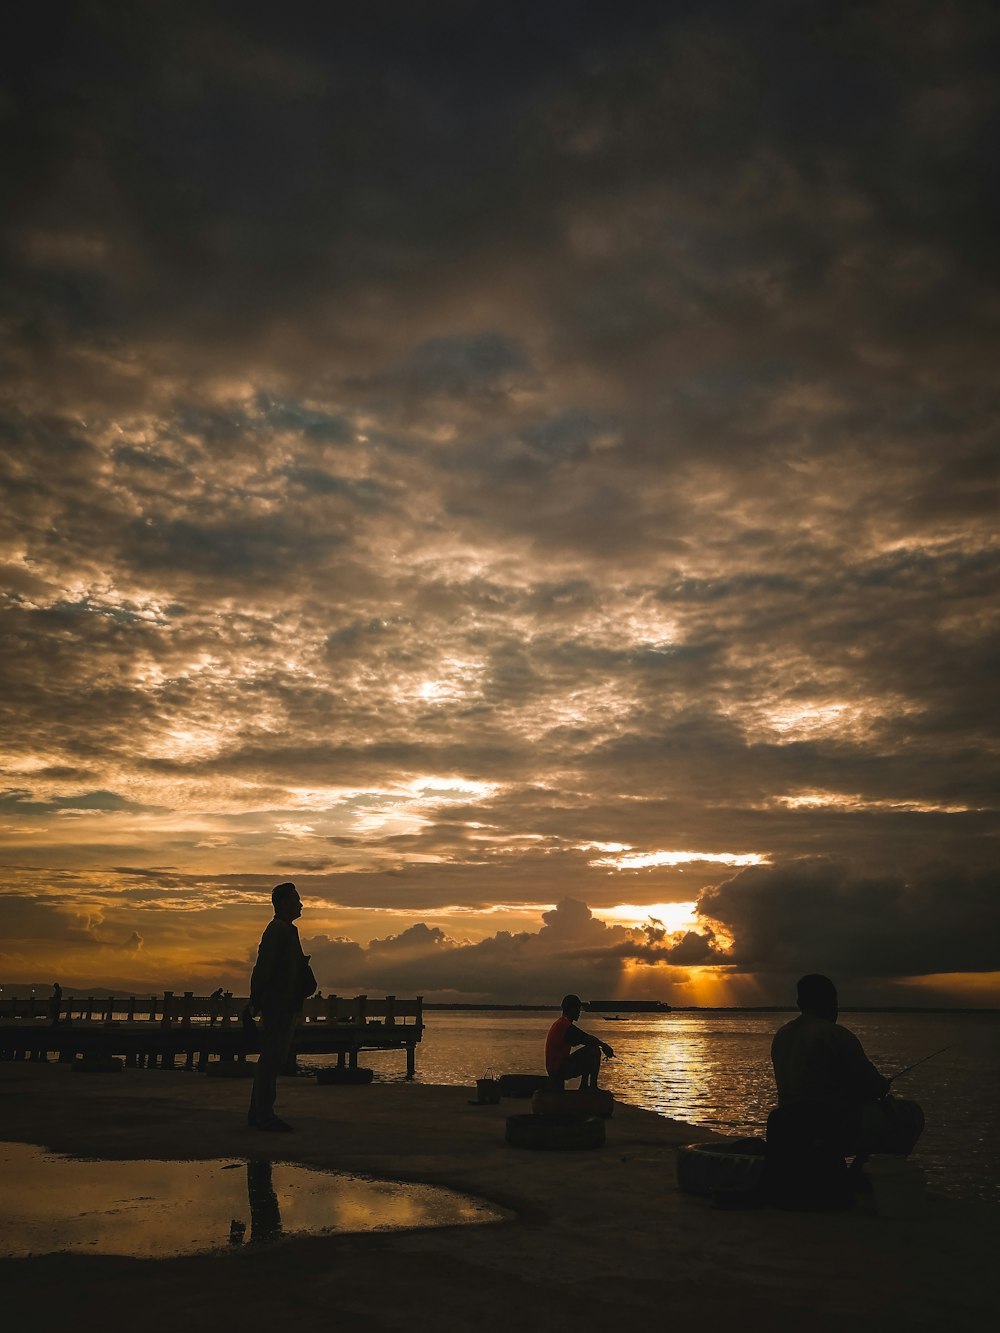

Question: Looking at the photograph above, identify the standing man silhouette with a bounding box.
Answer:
[247,883,317,1132]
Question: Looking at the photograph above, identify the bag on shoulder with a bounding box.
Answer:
[298,958,318,1003]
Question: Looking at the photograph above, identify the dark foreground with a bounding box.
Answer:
[1,1063,995,1332]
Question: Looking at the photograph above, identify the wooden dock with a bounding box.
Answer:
[0,991,424,1077]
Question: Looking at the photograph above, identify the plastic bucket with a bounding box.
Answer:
[476,1078,500,1103]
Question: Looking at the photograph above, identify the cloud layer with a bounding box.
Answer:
[1,3,997,1002]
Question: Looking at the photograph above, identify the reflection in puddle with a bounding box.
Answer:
[0,1143,509,1258]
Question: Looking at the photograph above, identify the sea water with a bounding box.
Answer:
[302,1008,1000,1205]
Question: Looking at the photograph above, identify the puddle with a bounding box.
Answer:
[0,1142,510,1258]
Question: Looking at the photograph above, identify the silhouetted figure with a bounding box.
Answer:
[210,987,224,998]
[767,974,924,1208]
[246,883,317,1132]
[49,982,62,1026]
[209,986,224,1026]
[545,994,614,1090]
[247,1159,283,1244]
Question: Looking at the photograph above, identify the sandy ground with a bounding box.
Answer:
[1,1062,995,1332]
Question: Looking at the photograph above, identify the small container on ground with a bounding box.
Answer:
[475,1076,501,1104]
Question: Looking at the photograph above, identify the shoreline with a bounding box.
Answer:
[1,1062,996,1332]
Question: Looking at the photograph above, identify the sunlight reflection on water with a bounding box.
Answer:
[303,1009,1000,1204]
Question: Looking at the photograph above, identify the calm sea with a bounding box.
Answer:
[302,1008,1000,1205]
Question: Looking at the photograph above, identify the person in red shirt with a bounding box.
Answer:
[545,994,614,1090]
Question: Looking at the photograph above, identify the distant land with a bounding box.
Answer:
[0,985,996,1015]
[421,1003,999,1014]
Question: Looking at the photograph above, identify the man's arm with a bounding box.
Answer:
[838,1027,891,1101]
[249,922,284,1012]
[567,1022,614,1059]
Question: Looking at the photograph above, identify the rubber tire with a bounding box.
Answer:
[316,1066,375,1085]
[505,1112,605,1151]
[676,1139,767,1197]
[497,1073,550,1099]
[532,1088,614,1119]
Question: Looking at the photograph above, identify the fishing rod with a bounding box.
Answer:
[887,1044,953,1084]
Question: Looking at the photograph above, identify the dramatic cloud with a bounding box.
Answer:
[300,898,704,1004]
[1,3,997,1003]
[699,859,999,979]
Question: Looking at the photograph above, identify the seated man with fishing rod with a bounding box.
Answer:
[545,994,614,1090]
[767,974,925,1204]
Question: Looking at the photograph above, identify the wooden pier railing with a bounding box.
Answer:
[0,991,424,1077]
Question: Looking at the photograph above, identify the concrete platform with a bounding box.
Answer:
[0,1062,994,1332]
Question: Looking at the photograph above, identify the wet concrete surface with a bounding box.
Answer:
[1,1064,996,1333]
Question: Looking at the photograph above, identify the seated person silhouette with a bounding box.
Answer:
[768,974,923,1206]
[545,994,614,1091]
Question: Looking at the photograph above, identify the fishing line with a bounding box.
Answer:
[887,1044,953,1084]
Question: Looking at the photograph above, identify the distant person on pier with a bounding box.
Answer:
[49,981,62,1026]
[545,994,614,1091]
[768,973,923,1200]
[246,883,317,1132]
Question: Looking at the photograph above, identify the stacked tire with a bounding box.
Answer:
[505,1112,605,1150]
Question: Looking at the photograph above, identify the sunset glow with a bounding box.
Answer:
[591,851,769,871]
[594,902,699,933]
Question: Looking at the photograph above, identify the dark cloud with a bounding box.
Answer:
[700,859,1000,979]
[0,788,162,815]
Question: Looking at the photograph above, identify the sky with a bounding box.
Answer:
[1,1,997,1007]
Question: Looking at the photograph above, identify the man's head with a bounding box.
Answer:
[561,993,583,1021]
[796,973,838,1021]
[272,881,302,922]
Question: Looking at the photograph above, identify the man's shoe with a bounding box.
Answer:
[256,1117,294,1132]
